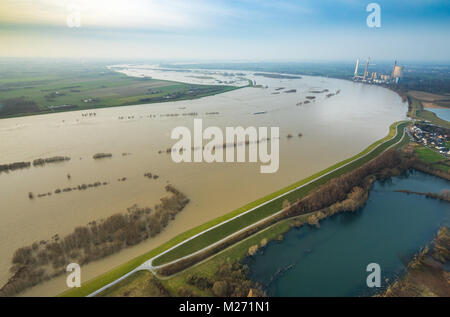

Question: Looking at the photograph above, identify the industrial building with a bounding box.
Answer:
[353,58,404,85]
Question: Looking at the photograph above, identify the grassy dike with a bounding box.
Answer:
[60,121,407,297]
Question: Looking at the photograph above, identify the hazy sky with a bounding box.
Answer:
[1,0,449,62]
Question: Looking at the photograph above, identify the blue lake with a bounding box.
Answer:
[246,170,450,297]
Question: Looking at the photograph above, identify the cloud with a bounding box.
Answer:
[0,0,448,61]
[0,0,246,30]
[238,0,313,14]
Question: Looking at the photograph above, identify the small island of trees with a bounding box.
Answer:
[93,153,113,160]
[33,156,71,166]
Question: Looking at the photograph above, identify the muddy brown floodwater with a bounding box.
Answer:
[0,68,407,296]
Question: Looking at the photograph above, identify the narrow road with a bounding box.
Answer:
[87,124,406,297]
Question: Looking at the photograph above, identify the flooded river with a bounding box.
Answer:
[0,67,407,296]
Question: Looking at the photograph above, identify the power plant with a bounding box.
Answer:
[353,58,404,85]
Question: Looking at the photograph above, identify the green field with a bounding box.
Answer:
[60,121,407,297]
[414,146,449,172]
[0,62,238,118]
[415,146,444,163]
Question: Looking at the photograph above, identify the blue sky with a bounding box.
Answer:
[1,0,449,61]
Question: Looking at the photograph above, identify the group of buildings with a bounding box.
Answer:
[353,58,404,84]
[408,124,450,156]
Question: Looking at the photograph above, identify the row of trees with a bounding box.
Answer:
[1,156,71,173]
[33,156,70,166]
[0,97,39,116]
[284,149,412,218]
[0,161,31,173]
[411,159,450,181]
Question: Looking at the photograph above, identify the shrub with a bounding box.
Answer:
[248,245,259,256]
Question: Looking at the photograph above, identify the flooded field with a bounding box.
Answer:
[0,67,407,296]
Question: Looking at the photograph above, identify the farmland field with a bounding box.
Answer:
[0,60,238,118]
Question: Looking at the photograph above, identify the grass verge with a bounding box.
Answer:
[414,146,449,172]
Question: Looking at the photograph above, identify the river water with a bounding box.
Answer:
[0,67,407,296]
[246,170,450,297]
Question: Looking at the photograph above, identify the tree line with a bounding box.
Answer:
[178,261,265,297]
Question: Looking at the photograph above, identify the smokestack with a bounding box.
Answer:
[364,57,370,79]
[354,59,359,77]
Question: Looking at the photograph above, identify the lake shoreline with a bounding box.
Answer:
[244,165,449,297]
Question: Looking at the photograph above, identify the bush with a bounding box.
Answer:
[248,245,259,256]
